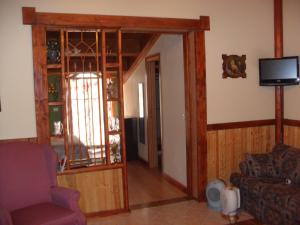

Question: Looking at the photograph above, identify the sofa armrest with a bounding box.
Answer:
[0,206,13,225]
[50,186,80,211]
[239,161,249,176]
[230,172,243,187]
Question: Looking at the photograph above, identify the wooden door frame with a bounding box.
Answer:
[23,7,210,209]
[145,53,160,169]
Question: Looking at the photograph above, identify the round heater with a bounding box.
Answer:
[206,179,225,211]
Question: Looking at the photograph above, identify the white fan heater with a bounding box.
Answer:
[206,179,225,211]
[220,186,240,216]
[206,179,240,218]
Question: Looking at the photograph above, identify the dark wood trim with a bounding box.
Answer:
[0,137,37,144]
[123,34,160,83]
[22,7,210,32]
[275,87,284,143]
[32,25,50,144]
[22,7,36,25]
[145,53,160,62]
[162,173,187,193]
[145,58,158,168]
[118,30,130,211]
[183,32,194,197]
[85,208,129,217]
[284,119,300,127]
[274,0,284,144]
[195,31,207,201]
[274,0,283,58]
[207,119,276,131]
[130,197,190,210]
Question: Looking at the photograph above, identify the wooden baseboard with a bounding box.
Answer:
[162,173,187,193]
[85,208,129,217]
[0,137,37,144]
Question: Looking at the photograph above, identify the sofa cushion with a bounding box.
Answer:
[284,191,300,224]
[231,175,285,202]
[245,153,277,178]
[11,202,77,225]
[262,184,299,211]
[272,146,300,184]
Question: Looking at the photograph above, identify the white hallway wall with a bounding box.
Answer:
[124,35,187,186]
[0,0,276,140]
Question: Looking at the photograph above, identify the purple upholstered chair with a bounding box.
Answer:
[0,142,86,225]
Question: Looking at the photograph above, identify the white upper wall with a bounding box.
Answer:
[0,0,278,139]
[148,35,186,186]
[283,0,300,120]
[204,0,274,123]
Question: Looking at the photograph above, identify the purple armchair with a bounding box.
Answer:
[0,142,86,225]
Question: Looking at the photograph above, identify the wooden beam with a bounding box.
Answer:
[274,0,284,144]
[195,31,207,201]
[22,7,210,32]
[22,7,36,24]
[199,16,210,31]
[274,0,283,57]
[32,25,50,144]
[123,34,160,83]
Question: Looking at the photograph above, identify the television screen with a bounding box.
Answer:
[259,56,299,86]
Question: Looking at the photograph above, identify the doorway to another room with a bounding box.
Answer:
[124,34,189,209]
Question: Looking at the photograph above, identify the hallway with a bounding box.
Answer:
[127,160,187,208]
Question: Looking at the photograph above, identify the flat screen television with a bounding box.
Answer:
[259,56,299,86]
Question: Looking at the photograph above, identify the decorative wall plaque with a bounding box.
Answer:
[222,54,246,78]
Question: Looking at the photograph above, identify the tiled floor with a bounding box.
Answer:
[87,200,252,225]
[127,161,187,207]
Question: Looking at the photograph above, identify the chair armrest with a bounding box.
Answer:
[0,206,13,225]
[50,186,80,211]
[51,186,86,225]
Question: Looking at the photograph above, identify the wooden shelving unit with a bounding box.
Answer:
[47,64,62,69]
[42,29,126,168]
[46,29,69,168]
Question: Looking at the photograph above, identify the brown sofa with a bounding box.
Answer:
[230,144,300,225]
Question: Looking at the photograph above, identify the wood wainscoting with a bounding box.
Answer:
[207,120,275,183]
[284,119,300,148]
[57,168,124,216]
